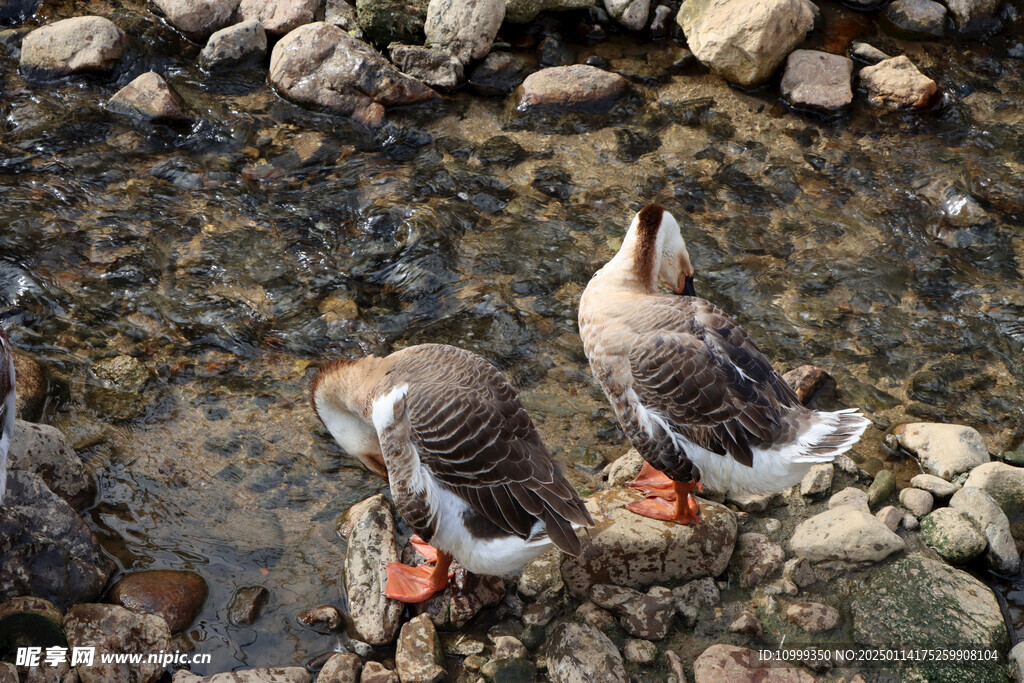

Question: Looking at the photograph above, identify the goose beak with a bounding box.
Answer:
[673,275,696,296]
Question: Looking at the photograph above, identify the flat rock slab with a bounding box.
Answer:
[107,569,207,634]
[789,504,904,566]
[108,72,190,121]
[677,0,816,87]
[858,56,939,110]
[517,64,627,113]
[693,644,815,682]
[8,419,93,510]
[200,20,267,70]
[152,0,239,42]
[561,488,736,599]
[547,622,627,683]
[65,604,170,683]
[340,494,403,645]
[781,49,853,112]
[269,22,434,126]
[20,16,126,78]
[424,0,504,64]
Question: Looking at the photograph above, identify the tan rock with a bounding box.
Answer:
[789,504,904,566]
[786,602,840,632]
[547,622,627,683]
[781,364,828,403]
[517,65,627,113]
[341,494,403,645]
[108,72,190,121]
[20,16,126,77]
[151,0,239,42]
[395,614,445,683]
[693,643,815,682]
[64,604,170,683]
[424,0,504,64]
[238,0,319,35]
[858,56,939,110]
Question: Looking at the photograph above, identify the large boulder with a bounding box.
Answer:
[20,16,126,78]
[676,0,815,87]
[0,471,114,609]
[892,423,989,479]
[858,56,939,110]
[64,604,171,683]
[339,494,404,645]
[920,508,986,564]
[964,461,1024,524]
[424,0,504,65]
[517,65,628,113]
[547,622,627,683]
[151,0,239,42]
[789,504,905,567]
[7,419,93,510]
[561,489,736,599]
[238,0,319,36]
[269,23,434,126]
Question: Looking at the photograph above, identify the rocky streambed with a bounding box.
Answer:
[1,0,1024,680]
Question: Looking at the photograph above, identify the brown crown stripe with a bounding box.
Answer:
[308,357,360,415]
[633,204,664,288]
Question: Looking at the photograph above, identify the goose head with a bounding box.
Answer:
[627,204,695,295]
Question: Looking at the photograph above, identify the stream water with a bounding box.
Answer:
[1,0,1023,674]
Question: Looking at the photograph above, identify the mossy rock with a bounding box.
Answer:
[355,0,427,47]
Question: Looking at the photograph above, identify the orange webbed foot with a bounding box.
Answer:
[384,560,454,603]
[409,535,439,564]
[627,462,677,499]
[627,480,703,526]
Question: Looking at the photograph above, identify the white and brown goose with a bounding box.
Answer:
[578,205,870,525]
[0,325,15,504]
[310,343,593,603]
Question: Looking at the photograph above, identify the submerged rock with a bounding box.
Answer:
[107,570,207,634]
[950,486,1020,574]
[108,72,190,122]
[12,353,45,420]
[90,354,154,420]
[944,0,1001,31]
[395,614,445,683]
[389,44,463,91]
[850,41,889,64]
[789,504,904,567]
[547,622,627,683]
[0,471,114,609]
[883,0,946,38]
[0,596,66,665]
[693,644,814,682]
[65,604,171,683]
[469,51,535,95]
[269,23,434,126]
[561,488,736,599]
[424,0,504,65]
[963,461,1024,523]
[858,56,939,110]
[781,364,828,403]
[780,49,853,112]
[238,0,318,35]
[199,20,267,70]
[676,0,815,87]
[517,64,627,112]
[340,494,403,645]
[8,419,93,510]
[20,16,126,78]
[228,585,269,625]
[151,0,238,42]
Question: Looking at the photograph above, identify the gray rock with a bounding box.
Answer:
[950,486,1020,574]
[920,507,986,564]
[172,669,311,682]
[389,44,463,92]
[107,570,207,634]
[480,658,536,681]
[729,609,762,634]
[575,601,617,631]
[649,4,673,37]
[200,20,267,70]
[903,512,919,530]
[424,0,504,65]
[694,644,815,682]
[269,23,434,126]
[590,584,675,640]
[624,638,657,664]
[898,487,934,517]
[20,16,126,78]
[909,473,960,499]
[676,0,816,87]
[238,0,318,35]
[850,41,889,64]
[605,0,649,31]
[866,469,896,508]
[517,549,563,598]
[152,0,239,42]
[892,423,989,478]
[1011,642,1024,683]
[504,0,595,23]
[325,0,358,29]
[492,635,528,659]
[8,419,93,510]
[547,622,627,683]
[964,462,1024,523]
[883,0,946,38]
[875,505,903,531]
[0,471,115,609]
[318,653,361,683]
[726,491,774,512]
[395,614,445,683]
[227,585,269,625]
[789,504,905,566]
[355,0,427,46]
[108,72,190,122]
[786,602,840,632]
[517,64,627,113]
[469,51,535,96]
[729,533,784,587]
[780,49,853,112]
[799,462,834,496]
[65,604,170,683]
[782,557,815,587]
[945,0,1001,30]
[605,449,644,487]
[561,489,736,599]
[828,486,869,513]
[339,495,403,645]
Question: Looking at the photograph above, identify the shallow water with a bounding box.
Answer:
[2,0,1024,673]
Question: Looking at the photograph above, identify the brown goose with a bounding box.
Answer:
[0,325,14,504]
[310,343,593,603]
[578,205,870,524]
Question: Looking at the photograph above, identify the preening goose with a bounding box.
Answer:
[578,205,870,525]
[0,326,14,504]
[311,343,593,603]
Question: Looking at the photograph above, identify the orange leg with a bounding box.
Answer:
[627,480,703,525]
[628,461,677,499]
[409,535,439,564]
[384,551,453,603]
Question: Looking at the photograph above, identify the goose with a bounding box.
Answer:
[578,205,870,525]
[310,343,593,603]
[0,325,14,504]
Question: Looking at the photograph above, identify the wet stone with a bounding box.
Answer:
[469,51,535,96]
[605,0,649,31]
[546,622,627,683]
[200,20,267,70]
[799,463,833,497]
[950,486,1020,574]
[90,355,153,420]
[787,602,840,632]
[899,487,934,517]
[964,462,1024,523]
[389,44,464,92]
[107,570,207,634]
[228,585,269,625]
[108,72,190,122]
[505,0,594,22]
[12,353,44,420]
[20,16,127,78]
[538,35,574,67]
[424,0,504,65]
[894,423,991,480]
[867,469,896,508]
[649,4,673,37]
[782,364,829,403]
[355,0,426,46]
[340,495,403,645]
[65,604,171,683]
[828,487,868,513]
[781,50,854,112]
[850,41,889,64]
[693,644,815,683]
[152,0,238,42]
[883,0,947,38]
[8,419,93,510]
[318,653,362,683]
[945,0,1001,30]
[0,596,66,665]
[516,65,627,113]
[858,56,939,110]
[395,613,445,683]
[173,669,311,682]
[729,532,785,587]
[909,473,960,499]
[238,0,318,35]
[920,507,986,564]
[875,505,902,532]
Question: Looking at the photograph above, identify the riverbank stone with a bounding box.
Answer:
[108,72,190,122]
[963,461,1024,523]
[389,44,463,91]
[729,532,784,587]
[356,0,426,46]
[782,364,829,403]
[504,0,595,23]
[8,419,93,510]
[469,51,535,96]
[693,644,815,682]
[829,486,869,513]
[950,487,1020,573]
[228,585,269,625]
[517,65,627,113]
[883,0,946,38]
[238,0,318,35]
[547,622,627,683]
[899,487,933,517]
[781,50,853,112]
[786,602,840,632]
[317,654,361,683]
[893,423,989,479]
[799,462,834,496]
[199,20,267,70]
[676,0,816,87]
[107,570,207,634]
[789,504,904,566]
[173,669,312,682]
[269,23,434,126]
[920,507,986,564]
[945,0,1001,31]
[12,353,44,420]
[589,583,675,640]
[909,473,960,499]
[606,0,650,31]
[152,0,238,42]
[866,469,896,507]
[561,488,736,599]
[20,16,126,78]
[424,0,504,65]
[64,604,171,683]
[859,57,939,110]
[395,614,445,683]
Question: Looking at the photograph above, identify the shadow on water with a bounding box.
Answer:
[1,0,1023,672]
